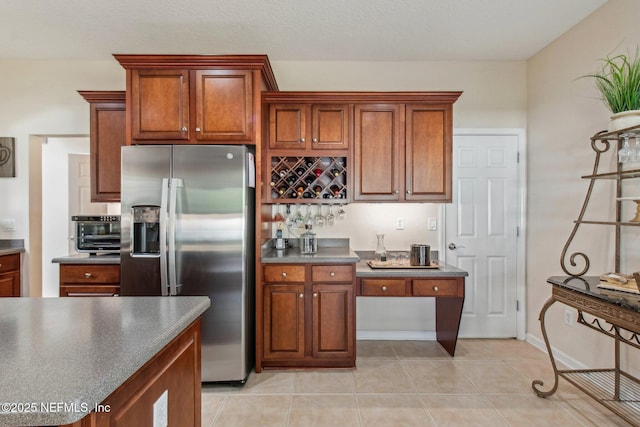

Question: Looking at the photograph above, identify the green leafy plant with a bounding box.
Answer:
[583,49,640,114]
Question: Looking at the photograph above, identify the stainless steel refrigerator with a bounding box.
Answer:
[120,145,255,383]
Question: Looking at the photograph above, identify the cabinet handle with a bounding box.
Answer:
[299,293,304,298]
[0,264,2,268]
[330,271,335,277]
[313,292,318,298]
[281,272,287,278]
[381,286,387,292]
[84,273,92,278]
[181,127,187,132]
[195,127,201,132]
[433,286,439,292]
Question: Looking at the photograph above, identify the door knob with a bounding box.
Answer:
[448,243,457,250]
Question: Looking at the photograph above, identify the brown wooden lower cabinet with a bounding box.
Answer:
[261,263,355,369]
[60,319,202,427]
[59,264,120,297]
[0,253,20,297]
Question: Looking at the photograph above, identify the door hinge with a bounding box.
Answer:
[517,152,520,163]
[516,226,520,237]
[516,300,520,311]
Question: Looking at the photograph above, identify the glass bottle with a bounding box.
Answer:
[300,224,318,254]
[375,233,387,261]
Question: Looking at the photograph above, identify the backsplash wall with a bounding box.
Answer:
[271,202,443,255]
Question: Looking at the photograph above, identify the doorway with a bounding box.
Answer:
[444,129,526,339]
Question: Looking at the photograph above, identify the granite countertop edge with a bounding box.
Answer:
[0,239,25,256]
[0,296,210,426]
[52,253,121,264]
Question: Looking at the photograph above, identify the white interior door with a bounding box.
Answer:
[445,132,522,338]
[68,153,107,253]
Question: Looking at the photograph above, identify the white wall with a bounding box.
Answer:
[527,0,639,373]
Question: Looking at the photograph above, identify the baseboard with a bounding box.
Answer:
[356,330,437,340]
[526,333,588,370]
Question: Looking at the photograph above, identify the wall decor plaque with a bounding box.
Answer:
[0,137,15,177]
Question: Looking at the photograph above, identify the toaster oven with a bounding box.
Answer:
[72,215,121,254]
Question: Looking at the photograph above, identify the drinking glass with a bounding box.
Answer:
[326,205,335,226]
[399,251,409,266]
[314,205,325,227]
[619,133,632,163]
[337,204,346,220]
[632,133,640,162]
[273,204,285,222]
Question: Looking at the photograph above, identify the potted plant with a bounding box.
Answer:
[583,48,640,132]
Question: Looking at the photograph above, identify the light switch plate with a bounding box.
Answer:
[428,218,437,231]
[1,218,16,231]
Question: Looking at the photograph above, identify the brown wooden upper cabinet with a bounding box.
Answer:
[78,91,126,202]
[268,103,349,151]
[353,93,461,202]
[114,55,279,145]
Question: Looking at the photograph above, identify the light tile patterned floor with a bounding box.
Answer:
[201,339,633,427]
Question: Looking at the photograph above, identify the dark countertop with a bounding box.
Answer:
[52,253,121,264]
[0,296,210,426]
[548,276,640,312]
[0,239,25,256]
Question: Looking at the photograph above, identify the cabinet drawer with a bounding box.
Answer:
[0,253,19,274]
[311,265,353,282]
[263,265,306,282]
[60,264,120,284]
[412,279,460,297]
[360,279,406,296]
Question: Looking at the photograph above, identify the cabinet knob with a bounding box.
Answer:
[407,190,411,194]
[195,127,201,132]
[281,272,287,278]
[433,286,439,292]
[181,127,187,132]
[299,293,304,298]
[312,137,318,143]
[330,271,335,277]
[300,138,306,143]
[313,292,318,298]
[84,273,92,278]
[395,190,399,194]
[0,264,2,268]
[381,286,387,292]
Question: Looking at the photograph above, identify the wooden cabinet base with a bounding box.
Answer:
[60,319,202,427]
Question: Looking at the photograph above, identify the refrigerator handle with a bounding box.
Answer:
[168,178,183,296]
[159,178,170,296]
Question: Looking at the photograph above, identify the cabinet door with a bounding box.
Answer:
[60,285,120,297]
[91,101,125,202]
[194,70,253,141]
[312,284,354,359]
[0,271,19,297]
[130,69,190,141]
[263,284,305,360]
[353,104,403,201]
[269,104,309,149]
[311,104,349,150]
[405,104,452,202]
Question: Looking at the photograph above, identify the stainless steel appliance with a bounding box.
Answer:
[120,145,255,383]
[72,215,121,254]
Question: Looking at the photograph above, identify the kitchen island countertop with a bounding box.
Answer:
[0,296,210,426]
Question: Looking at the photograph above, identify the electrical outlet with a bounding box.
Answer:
[396,217,404,230]
[564,309,574,326]
[428,217,437,231]
[1,218,16,231]
[153,390,168,427]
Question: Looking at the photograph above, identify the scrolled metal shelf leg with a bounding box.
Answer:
[532,297,560,398]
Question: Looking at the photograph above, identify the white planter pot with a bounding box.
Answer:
[608,110,640,132]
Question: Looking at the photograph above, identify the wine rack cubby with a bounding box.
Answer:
[268,156,347,203]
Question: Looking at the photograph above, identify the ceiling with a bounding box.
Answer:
[0,0,607,62]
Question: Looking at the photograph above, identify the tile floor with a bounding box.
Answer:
[201,339,632,426]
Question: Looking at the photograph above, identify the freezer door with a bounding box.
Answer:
[120,145,172,296]
[172,145,255,382]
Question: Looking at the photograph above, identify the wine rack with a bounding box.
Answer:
[269,156,347,203]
